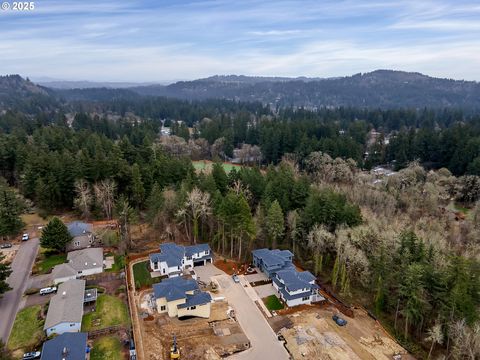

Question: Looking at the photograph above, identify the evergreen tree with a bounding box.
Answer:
[40,217,72,252]
[0,254,12,295]
[0,183,24,240]
[266,200,284,248]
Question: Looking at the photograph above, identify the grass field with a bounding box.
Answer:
[106,254,125,273]
[33,251,67,274]
[192,160,242,174]
[132,261,162,289]
[8,305,44,351]
[263,295,284,311]
[82,294,130,331]
[90,336,123,360]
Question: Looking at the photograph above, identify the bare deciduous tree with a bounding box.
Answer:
[74,179,92,219]
[94,179,116,220]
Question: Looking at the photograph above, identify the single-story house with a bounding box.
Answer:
[153,276,212,318]
[41,332,88,360]
[252,248,294,277]
[66,221,95,252]
[52,248,104,284]
[149,242,212,278]
[44,279,85,336]
[272,269,325,307]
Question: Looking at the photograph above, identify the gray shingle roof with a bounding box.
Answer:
[51,263,77,279]
[153,277,199,302]
[185,243,210,257]
[67,221,92,237]
[44,279,85,330]
[67,248,103,272]
[41,332,87,360]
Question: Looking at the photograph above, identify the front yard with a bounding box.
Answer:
[7,305,45,351]
[82,294,130,331]
[90,336,124,360]
[263,295,284,311]
[33,249,66,274]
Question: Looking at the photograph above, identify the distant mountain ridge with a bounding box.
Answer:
[129,70,480,109]
[2,70,480,111]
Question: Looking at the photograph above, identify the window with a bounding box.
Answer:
[70,323,76,327]
[162,268,165,274]
[205,250,209,255]
[188,306,196,310]
[75,241,80,247]
[186,256,192,260]
[302,296,310,301]
[160,305,166,311]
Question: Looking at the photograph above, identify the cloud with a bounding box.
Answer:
[0,0,479,81]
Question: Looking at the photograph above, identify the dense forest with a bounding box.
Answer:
[0,75,480,358]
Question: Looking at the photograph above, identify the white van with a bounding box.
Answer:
[39,287,57,295]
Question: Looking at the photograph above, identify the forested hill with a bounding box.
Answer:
[130,70,480,109]
[0,75,57,112]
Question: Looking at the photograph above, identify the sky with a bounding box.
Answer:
[0,0,479,82]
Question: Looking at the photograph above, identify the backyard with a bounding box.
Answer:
[90,336,125,360]
[82,294,130,331]
[263,295,284,311]
[7,305,44,351]
[132,260,161,289]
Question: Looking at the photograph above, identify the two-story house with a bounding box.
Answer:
[272,269,324,307]
[149,242,212,278]
[252,248,294,277]
[153,276,212,318]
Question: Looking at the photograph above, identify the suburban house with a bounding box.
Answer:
[153,276,212,318]
[66,221,95,252]
[44,279,86,336]
[272,269,324,307]
[252,248,294,277]
[149,242,212,278]
[41,332,89,360]
[52,248,104,284]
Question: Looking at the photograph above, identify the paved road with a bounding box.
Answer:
[214,274,290,360]
[0,238,40,343]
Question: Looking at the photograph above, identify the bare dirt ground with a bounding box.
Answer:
[140,300,249,360]
[279,306,414,360]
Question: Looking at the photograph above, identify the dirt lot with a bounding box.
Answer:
[279,306,414,360]
[139,300,249,360]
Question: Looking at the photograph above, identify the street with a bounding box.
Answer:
[0,238,40,343]
[214,274,290,360]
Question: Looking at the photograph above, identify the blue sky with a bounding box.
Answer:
[0,0,479,82]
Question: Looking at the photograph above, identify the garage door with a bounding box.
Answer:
[194,260,205,266]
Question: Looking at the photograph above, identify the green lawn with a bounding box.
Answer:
[106,254,126,273]
[132,261,161,289]
[263,295,284,311]
[82,294,130,331]
[7,305,44,351]
[34,250,67,274]
[90,336,123,360]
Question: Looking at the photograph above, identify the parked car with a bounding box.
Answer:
[39,287,57,295]
[232,274,240,283]
[0,243,12,249]
[332,314,347,326]
[21,233,29,241]
[22,351,41,359]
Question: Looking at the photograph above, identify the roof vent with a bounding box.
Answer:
[85,262,88,266]
[62,346,69,355]
[62,291,67,297]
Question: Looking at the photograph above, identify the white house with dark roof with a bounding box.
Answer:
[52,248,104,284]
[252,248,325,307]
[272,269,324,307]
[149,242,212,278]
[153,276,212,318]
[44,279,85,336]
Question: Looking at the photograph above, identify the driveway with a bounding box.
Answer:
[0,237,40,343]
[213,274,290,360]
[194,262,225,283]
[254,284,277,299]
